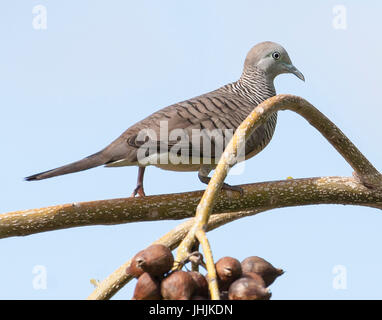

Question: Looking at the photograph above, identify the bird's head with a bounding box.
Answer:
[244,41,305,82]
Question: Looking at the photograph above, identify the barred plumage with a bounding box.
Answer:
[26,41,304,197]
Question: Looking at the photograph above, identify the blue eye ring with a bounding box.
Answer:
[272,51,281,60]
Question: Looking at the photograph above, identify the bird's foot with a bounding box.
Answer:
[221,183,244,196]
[199,172,243,196]
[131,184,146,197]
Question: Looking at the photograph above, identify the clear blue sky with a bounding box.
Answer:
[1,0,382,299]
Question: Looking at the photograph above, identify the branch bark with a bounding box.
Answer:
[2,95,381,240]
[1,176,382,240]
[254,94,382,189]
[85,94,382,300]
[173,93,382,299]
[87,209,265,300]
[1,94,381,299]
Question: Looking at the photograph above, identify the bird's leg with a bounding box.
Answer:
[131,167,146,197]
[198,166,243,195]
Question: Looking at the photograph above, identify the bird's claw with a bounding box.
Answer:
[222,183,244,196]
[131,184,146,197]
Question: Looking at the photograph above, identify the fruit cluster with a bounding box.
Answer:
[126,244,283,300]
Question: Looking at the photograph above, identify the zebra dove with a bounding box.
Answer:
[26,41,304,197]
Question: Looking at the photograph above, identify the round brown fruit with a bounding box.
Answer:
[161,271,196,300]
[228,277,271,300]
[132,272,161,300]
[242,272,266,287]
[127,244,174,278]
[188,271,209,298]
[241,256,283,287]
[126,248,146,278]
[215,256,242,291]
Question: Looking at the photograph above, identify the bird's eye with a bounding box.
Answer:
[272,51,281,60]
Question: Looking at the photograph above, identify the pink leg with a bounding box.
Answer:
[131,167,146,197]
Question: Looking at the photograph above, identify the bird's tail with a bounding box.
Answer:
[25,151,110,181]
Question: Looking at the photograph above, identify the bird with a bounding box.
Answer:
[25,41,304,197]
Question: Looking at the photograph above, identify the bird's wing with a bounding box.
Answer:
[105,92,257,164]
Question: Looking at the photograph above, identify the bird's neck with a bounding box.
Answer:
[236,66,276,105]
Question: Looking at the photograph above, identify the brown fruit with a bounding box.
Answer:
[228,277,271,300]
[215,257,242,291]
[127,244,174,278]
[132,272,161,300]
[242,272,266,287]
[188,271,209,297]
[161,271,196,300]
[241,256,283,287]
[126,248,145,278]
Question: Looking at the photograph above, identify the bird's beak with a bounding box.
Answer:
[284,63,305,81]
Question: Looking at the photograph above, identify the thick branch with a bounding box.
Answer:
[2,94,379,299]
[2,95,381,240]
[173,93,382,299]
[87,174,382,299]
[1,176,382,239]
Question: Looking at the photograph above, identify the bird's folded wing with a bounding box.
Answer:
[118,93,256,160]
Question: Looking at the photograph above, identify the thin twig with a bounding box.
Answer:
[2,95,381,241]
[1,177,381,239]
[173,94,382,299]
[195,229,220,299]
[1,95,381,300]
[87,209,261,300]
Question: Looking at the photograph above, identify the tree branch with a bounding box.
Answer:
[1,177,381,240]
[87,209,264,300]
[172,93,382,299]
[0,176,381,240]
[87,174,382,299]
[2,94,381,299]
[251,94,382,189]
[2,95,381,240]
